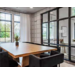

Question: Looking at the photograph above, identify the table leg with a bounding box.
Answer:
[18,54,40,67]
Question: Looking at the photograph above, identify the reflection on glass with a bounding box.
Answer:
[50,22,57,44]
[59,7,68,19]
[43,13,48,22]
[60,46,68,59]
[50,10,57,21]
[14,15,20,22]
[59,19,68,44]
[43,23,48,43]
[71,18,75,45]
[71,47,75,61]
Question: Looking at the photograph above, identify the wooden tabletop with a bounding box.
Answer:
[1,43,57,58]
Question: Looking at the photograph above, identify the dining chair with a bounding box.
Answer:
[29,51,64,67]
[0,49,18,67]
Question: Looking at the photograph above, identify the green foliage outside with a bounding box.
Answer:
[0,22,10,38]
[0,14,10,38]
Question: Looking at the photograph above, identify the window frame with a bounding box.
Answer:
[0,12,12,43]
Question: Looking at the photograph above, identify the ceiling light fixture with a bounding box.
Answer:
[30,7,33,9]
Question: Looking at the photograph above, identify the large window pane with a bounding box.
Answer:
[0,21,5,31]
[42,23,48,43]
[60,46,68,59]
[6,22,11,31]
[6,14,11,21]
[59,19,68,44]
[59,7,68,19]
[50,21,57,44]
[14,15,20,22]
[71,18,75,45]
[0,13,12,42]
[43,13,48,22]
[0,32,6,42]
[50,10,57,21]
[6,32,11,42]
[0,13,5,20]
[14,23,20,37]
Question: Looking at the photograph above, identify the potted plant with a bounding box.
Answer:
[15,36,19,46]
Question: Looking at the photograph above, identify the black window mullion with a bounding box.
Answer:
[48,11,50,46]
[69,7,71,61]
[41,14,43,45]
[57,8,59,47]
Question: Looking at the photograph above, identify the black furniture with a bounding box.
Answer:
[0,49,18,67]
[29,51,64,67]
[0,49,9,67]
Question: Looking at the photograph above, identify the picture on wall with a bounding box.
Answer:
[61,26,67,37]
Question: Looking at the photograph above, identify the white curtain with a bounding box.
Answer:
[20,14,31,42]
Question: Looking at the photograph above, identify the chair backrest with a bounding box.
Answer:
[0,50,9,67]
[29,52,64,67]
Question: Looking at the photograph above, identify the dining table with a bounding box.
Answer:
[0,42,57,67]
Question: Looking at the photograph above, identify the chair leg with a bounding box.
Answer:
[59,64,60,67]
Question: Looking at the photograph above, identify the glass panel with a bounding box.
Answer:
[71,47,75,61]
[43,13,48,22]
[50,21,57,44]
[14,15,20,22]
[14,23,20,37]
[42,23,48,43]
[0,13,5,20]
[50,44,57,46]
[0,21,5,31]
[71,18,75,45]
[0,32,6,42]
[59,7,68,19]
[43,43,48,45]
[6,32,11,42]
[59,19,68,45]
[60,46,68,59]
[6,22,11,31]
[50,10,57,21]
[71,7,75,16]
[6,14,11,21]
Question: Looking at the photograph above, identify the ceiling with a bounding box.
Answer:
[0,7,46,14]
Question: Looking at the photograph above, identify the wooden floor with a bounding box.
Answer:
[60,60,75,67]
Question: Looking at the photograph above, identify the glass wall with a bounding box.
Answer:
[41,7,75,62]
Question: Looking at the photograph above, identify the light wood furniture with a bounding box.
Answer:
[0,42,57,67]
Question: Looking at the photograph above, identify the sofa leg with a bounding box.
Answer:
[59,64,60,67]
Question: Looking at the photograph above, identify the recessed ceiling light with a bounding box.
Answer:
[30,7,33,9]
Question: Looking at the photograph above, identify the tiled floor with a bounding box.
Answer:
[60,60,75,67]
